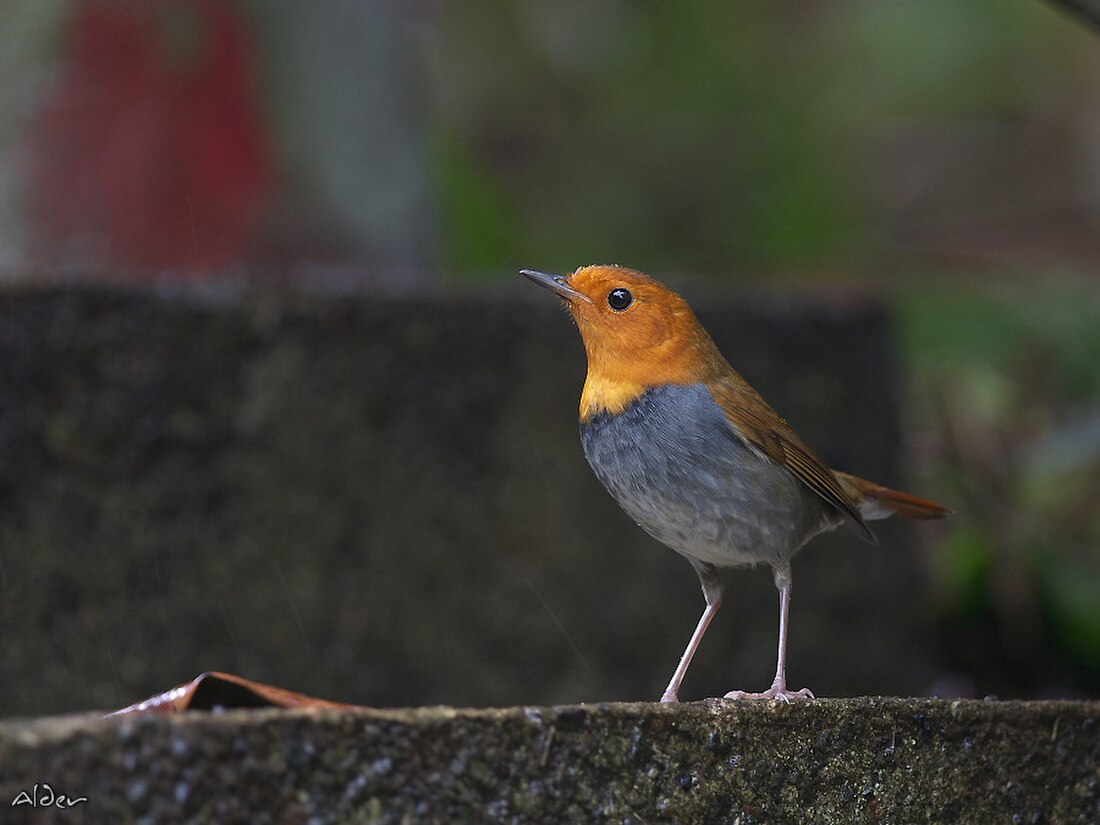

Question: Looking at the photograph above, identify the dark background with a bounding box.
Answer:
[1,0,1098,714]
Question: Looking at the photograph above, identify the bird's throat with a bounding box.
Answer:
[579,375,649,421]
[577,337,724,421]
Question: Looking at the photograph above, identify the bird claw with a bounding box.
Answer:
[723,682,814,703]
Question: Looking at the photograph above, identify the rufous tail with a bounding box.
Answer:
[833,471,949,522]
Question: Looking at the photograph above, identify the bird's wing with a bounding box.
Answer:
[707,376,876,543]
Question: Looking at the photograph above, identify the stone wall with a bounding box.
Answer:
[0,284,933,716]
[1,698,1096,823]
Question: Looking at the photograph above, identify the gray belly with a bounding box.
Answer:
[580,384,840,570]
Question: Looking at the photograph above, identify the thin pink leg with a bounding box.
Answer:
[660,595,721,703]
[661,562,723,703]
[725,570,814,702]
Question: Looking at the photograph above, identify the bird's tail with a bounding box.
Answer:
[833,471,950,522]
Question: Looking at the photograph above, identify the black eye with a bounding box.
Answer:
[607,288,633,311]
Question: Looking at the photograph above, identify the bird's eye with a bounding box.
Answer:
[607,288,633,311]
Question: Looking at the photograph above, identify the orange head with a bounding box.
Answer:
[522,265,729,420]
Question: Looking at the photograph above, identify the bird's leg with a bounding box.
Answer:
[660,563,723,703]
[724,566,814,702]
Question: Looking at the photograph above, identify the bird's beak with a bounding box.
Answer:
[520,269,592,303]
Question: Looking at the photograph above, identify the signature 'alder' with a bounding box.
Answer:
[523,264,948,702]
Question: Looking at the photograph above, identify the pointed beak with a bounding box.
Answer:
[520,269,592,303]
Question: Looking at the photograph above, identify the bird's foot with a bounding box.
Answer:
[723,679,814,703]
[659,690,680,704]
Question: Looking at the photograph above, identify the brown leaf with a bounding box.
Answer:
[109,671,357,716]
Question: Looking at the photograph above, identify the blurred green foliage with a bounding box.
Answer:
[426,0,1091,276]
[900,281,1100,695]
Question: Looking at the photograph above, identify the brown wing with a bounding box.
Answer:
[706,374,877,543]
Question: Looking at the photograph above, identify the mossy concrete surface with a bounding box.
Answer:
[0,698,1097,823]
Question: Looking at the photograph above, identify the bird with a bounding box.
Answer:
[521,264,948,702]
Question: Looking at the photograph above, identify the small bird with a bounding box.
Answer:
[522,264,948,702]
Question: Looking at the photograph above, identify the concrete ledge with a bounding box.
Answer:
[1,698,1097,823]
